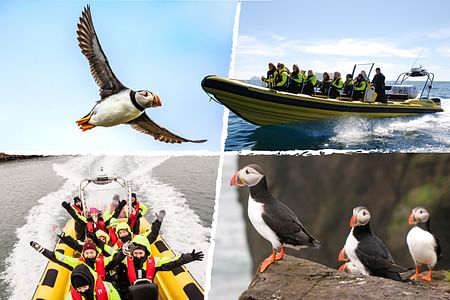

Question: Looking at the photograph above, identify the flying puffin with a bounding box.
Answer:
[343,206,410,281]
[230,164,320,272]
[75,5,206,144]
[406,206,441,282]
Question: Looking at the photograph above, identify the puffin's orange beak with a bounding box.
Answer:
[349,215,356,227]
[338,263,347,273]
[153,94,162,107]
[408,213,415,225]
[230,171,243,186]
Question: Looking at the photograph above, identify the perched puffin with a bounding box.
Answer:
[230,164,320,272]
[75,5,206,144]
[343,206,410,281]
[406,206,441,281]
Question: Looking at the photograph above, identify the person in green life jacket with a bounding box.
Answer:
[303,70,317,96]
[69,264,120,300]
[288,64,304,94]
[329,72,344,99]
[352,73,367,101]
[273,63,290,92]
[127,193,148,235]
[343,74,354,97]
[261,62,278,88]
[107,234,203,300]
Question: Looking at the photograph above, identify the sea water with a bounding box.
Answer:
[0,155,217,300]
[225,81,450,152]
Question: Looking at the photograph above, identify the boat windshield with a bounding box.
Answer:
[79,174,131,218]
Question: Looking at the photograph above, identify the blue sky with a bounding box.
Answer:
[234,0,450,81]
[0,1,237,153]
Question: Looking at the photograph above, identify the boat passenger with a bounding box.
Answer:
[261,62,278,88]
[352,74,367,101]
[70,264,120,300]
[30,241,115,282]
[329,72,344,99]
[107,218,119,246]
[62,200,126,235]
[56,228,115,257]
[107,234,203,300]
[273,63,290,92]
[72,196,86,241]
[343,74,354,97]
[302,70,317,96]
[288,64,304,94]
[128,193,149,235]
[105,194,126,220]
[371,67,387,103]
[319,72,331,96]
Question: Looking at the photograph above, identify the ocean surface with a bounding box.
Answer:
[225,81,450,152]
[0,155,217,300]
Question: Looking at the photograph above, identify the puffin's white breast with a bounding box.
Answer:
[90,89,143,126]
[343,229,369,276]
[247,196,281,249]
[406,226,437,267]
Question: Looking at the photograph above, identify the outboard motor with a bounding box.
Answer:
[431,98,441,106]
[128,279,159,300]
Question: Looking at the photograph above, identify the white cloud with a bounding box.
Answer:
[436,46,450,57]
[426,27,450,40]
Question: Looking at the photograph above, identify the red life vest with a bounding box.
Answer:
[70,274,108,300]
[86,219,106,233]
[79,256,106,280]
[128,202,140,229]
[126,256,156,285]
[72,204,83,215]
[108,227,118,246]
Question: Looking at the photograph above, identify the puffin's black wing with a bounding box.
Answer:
[261,199,319,248]
[128,113,207,144]
[434,235,442,261]
[77,5,126,99]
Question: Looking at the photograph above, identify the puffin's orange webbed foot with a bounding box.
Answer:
[259,250,276,273]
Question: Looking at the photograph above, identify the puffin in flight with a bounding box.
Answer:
[406,206,441,281]
[341,206,410,281]
[75,5,206,144]
[230,164,320,272]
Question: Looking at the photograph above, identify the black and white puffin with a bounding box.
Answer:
[230,164,320,272]
[343,206,409,281]
[75,5,206,144]
[406,206,441,281]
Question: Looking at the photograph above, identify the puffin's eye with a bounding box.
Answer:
[245,169,249,175]
[419,210,423,214]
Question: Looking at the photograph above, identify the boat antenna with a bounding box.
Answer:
[411,50,424,68]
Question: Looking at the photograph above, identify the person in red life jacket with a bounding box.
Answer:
[70,264,120,300]
[72,196,86,241]
[30,240,117,282]
[127,193,148,235]
[62,200,126,236]
[106,234,203,299]
[55,228,115,258]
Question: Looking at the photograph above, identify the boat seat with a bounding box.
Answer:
[128,281,159,300]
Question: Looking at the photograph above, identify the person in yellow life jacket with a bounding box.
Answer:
[55,228,115,258]
[288,64,304,94]
[303,70,317,96]
[273,63,290,92]
[352,73,367,101]
[343,74,354,97]
[261,62,278,88]
[127,193,149,235]
[30,241,115,282]
[69,264,120,300]
[107,234,203,300]
[329,72,344,99]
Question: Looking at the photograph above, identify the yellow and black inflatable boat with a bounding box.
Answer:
[201,74,443,126]
[32,173,204,300]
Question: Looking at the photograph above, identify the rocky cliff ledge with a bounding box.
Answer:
[239,256,450,300]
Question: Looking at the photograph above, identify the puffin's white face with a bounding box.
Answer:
[409,207,429,225]
[349,206,371,227]
[135,90,162,108]
[230,165,264,187]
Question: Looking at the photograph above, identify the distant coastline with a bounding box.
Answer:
[0,152,45,162]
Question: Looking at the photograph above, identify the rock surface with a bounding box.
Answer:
[239,256,450,300]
